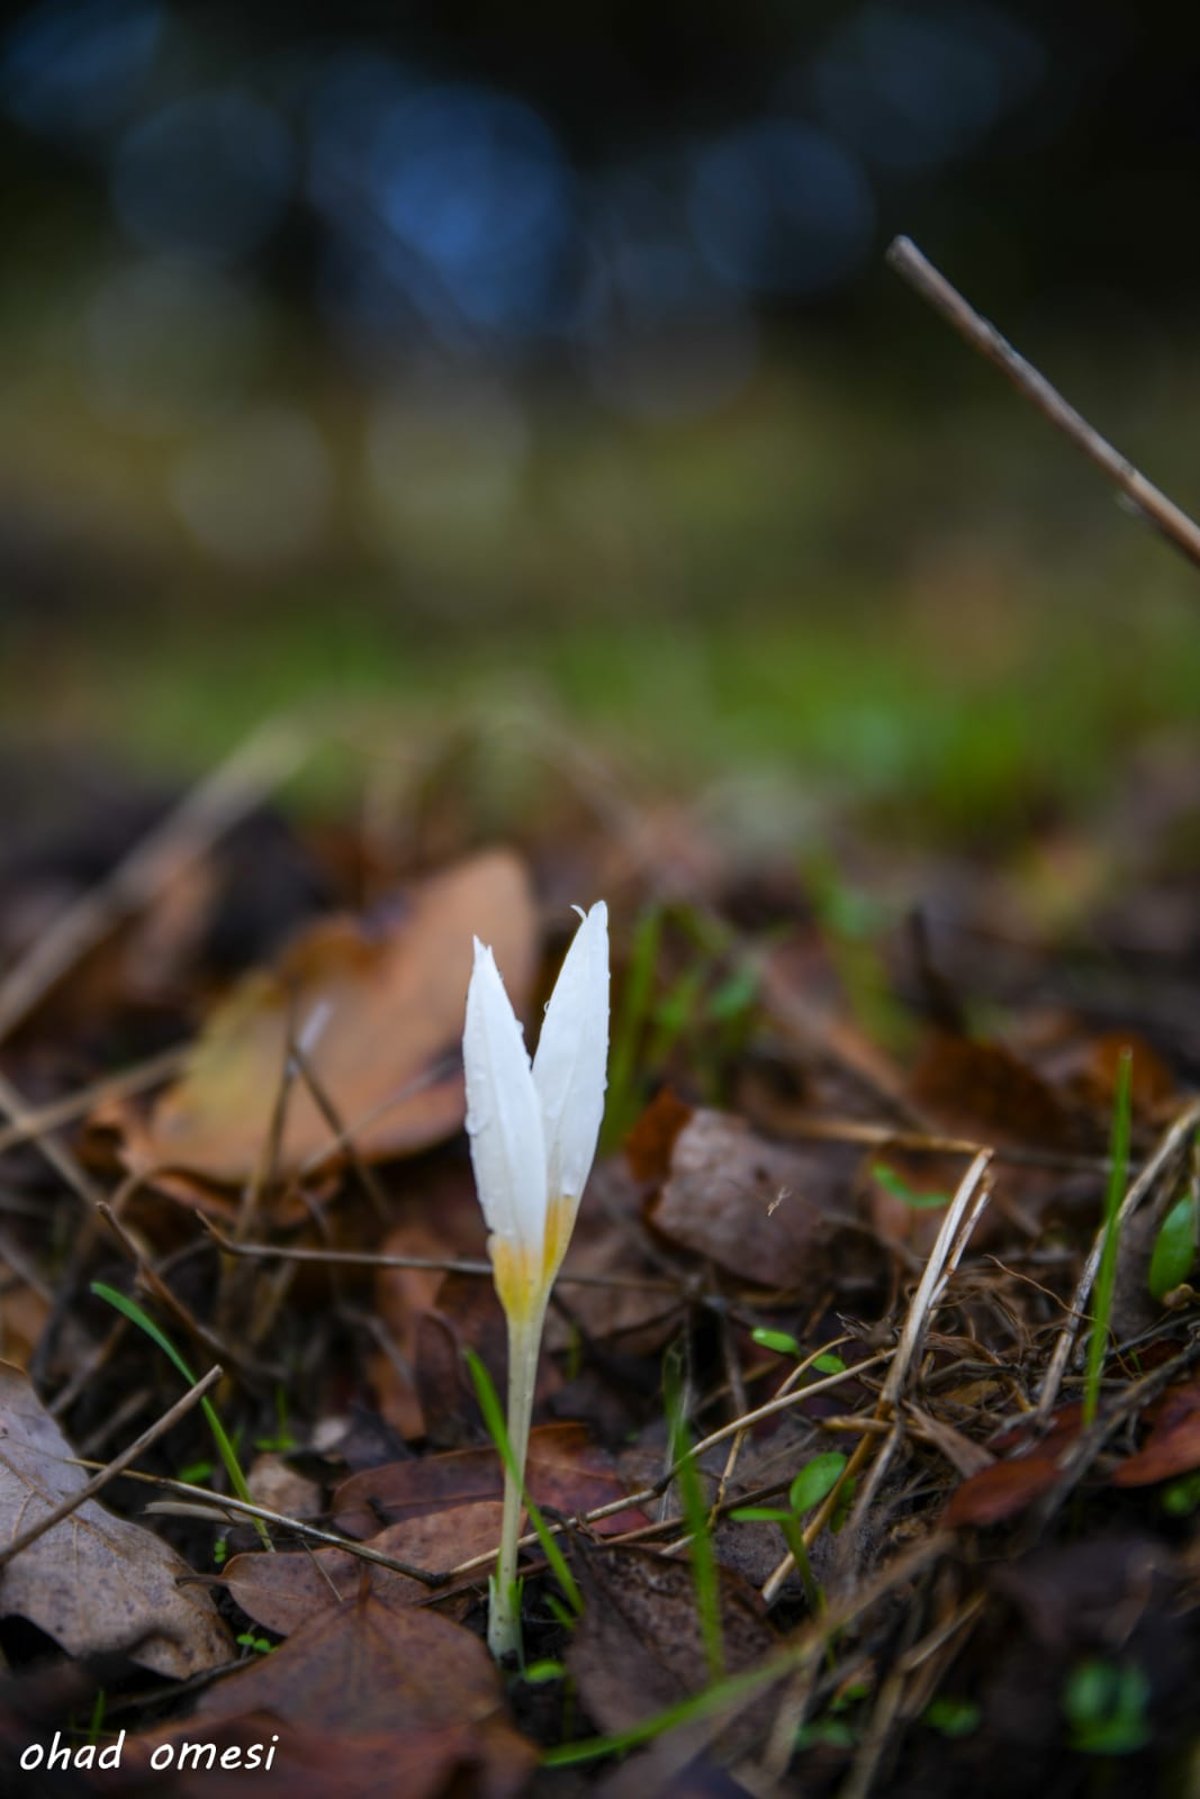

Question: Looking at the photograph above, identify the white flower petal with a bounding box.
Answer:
[463,939,547,1252]
[532,900,609,1205]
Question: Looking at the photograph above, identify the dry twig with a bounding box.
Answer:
[888,235,1200,571]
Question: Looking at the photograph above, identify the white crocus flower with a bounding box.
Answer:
[463,901,608,1660]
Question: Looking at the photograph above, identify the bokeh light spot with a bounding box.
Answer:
[2,0,161,135]
[112,89,295,260]
[689,120,875,297]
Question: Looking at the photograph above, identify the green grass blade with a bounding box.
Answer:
[602,900,663,1148]
[1083,1050,1133,1426]
[90,1281,266,1545]
[665,1355,723,1679]
[464,1349,583,1617]
[542,1653,792,1766]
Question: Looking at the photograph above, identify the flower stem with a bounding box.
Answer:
[488,1306,544,1662]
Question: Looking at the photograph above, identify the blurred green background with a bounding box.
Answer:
[1,0,1198,838]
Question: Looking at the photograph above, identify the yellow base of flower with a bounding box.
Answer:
[491,1193,576,1323]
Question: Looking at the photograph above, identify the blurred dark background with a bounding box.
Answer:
[0,0,1197,832]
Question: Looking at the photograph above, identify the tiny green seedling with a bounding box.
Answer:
[795,1717,857,1750]
[521,1659,567,1684]
[923,1696,980,1739]
[1063,1657,1150,1755]
[750,1327,846,1376]
[872,1163,951,1210]
[236,1632,274,1656]
[178,1460,215,1486]
[731,1451,848,1622]
[1161,1470,1200,1516]
[86,1690,107,1748]
[254,1385,300,1454]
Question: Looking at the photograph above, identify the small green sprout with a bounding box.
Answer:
[1063,1658,1150,1755]
[731,1451,848,1619]
[521,1660,567,1684]
[923,1697,981,1739]
[796,1717,857,1749]
[1161,1470,1200,1516]
[872,1163,951,1210]
[750,1327,846,1375]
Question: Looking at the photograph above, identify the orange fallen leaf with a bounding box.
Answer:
[107,850,536,1185]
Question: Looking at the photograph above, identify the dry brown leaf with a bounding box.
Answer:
[0,1364,232,1677]
[108,849,536,1185]
[194,1591,502,1736]
[909,1031,1086,1151]
[649,1108,854,1290]
[624,1088,694,1182]
[333,1423,646,1539]
[567,1538,776,1741]
[368,1219,459,1439]
[224,1503,503,1635]
[942,1454,1063,1527]
[940,1401,1088,1527]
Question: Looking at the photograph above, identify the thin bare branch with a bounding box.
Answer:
[887,235,1200,571]
[0,1045,186,1159]
[197,1215,680,1294]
